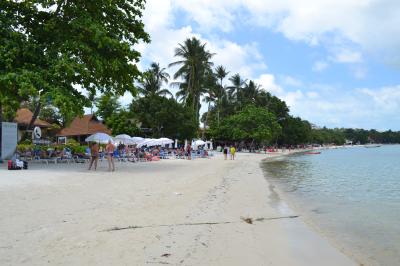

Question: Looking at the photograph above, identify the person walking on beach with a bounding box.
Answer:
[88,142,99,171]
[186,143,192,160]
[106,140,115,171]
[223,145,228,160]
[230,145,236,160]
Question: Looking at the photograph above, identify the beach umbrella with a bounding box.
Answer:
[137,138,158,148]
[174,139,178,149]
[184,139,188,150]
[85,132,114,144]
[131,137,145,144]
[156,138,174,146]
[193,139,206,146]
[210,141,213,150]
[114,134,135,145]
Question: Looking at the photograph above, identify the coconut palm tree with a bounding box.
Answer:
[169,37,214,124]
[138,62,171,97]
[227,73,247,109]
[215,65,229,126]
[242,80,262,105]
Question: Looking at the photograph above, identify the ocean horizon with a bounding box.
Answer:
[262,145,400,266]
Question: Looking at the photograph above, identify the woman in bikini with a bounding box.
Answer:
[106,140,115,171]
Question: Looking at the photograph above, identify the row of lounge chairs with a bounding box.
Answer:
[18,149,213,165]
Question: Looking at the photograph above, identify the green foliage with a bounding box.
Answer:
[0,0,149,122]
[311,127,346,145]
[95,93,121,122]
[131,95,197,139]
[170,37,214,124]
[138,62,171,97]
[279,117,312,145]
[106,109,140,136]
[215,105,281,143]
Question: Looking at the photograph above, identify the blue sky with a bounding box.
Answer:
[130,0,400,130]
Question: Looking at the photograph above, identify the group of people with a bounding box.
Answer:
[87,141,212,171]
[88,140,115,171]
[223,145,236,160]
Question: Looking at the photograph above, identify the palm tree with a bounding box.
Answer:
[227,73,247,109]
[215,65,229,126]
[138,62,171,97]
[169,37,214,124]
[202,72,219,137]
[242,80,262,105]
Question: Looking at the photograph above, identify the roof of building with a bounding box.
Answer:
[14,108,51,128]
[57,114,111,136]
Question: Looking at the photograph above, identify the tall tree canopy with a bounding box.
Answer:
[216,105,282,144]
[0,0,149,126]
[169,37,214,124]
[131,95,197,139]
[138,62,171,97]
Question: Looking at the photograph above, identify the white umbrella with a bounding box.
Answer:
[131,137,145,144]
[137,138,158,148]
[174,139,178,149]
[156,138,174,146]
[114,134,135,145]
[193,139,206,146]
[184,139,188,150]
[85,132,114,144]
[210,140,213,150]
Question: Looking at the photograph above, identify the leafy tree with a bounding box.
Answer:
[138,62,172,97]
[0,1,149,127]
[95,93,121,122]
[169,37,214,124]
[216,105,281,144]
[131,95,197,140]
[279,117,312,145]
[106,109,140,136]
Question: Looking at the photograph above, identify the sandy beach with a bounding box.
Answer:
[0,152,356,266]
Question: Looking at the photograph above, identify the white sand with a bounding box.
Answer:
[0,153,356,266]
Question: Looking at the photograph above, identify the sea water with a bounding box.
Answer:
[262,145,400,266]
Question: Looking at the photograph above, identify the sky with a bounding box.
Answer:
[125,0,400,131]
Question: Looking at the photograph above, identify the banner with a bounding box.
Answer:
[1,122,17,160]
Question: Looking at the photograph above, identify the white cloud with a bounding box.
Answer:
[359,86,400,112]
[281,75,303,87]
[255,74,283,95]
[159,0,400,66]
[135,0,400,130]
[333,49,363,63]
[312,61,329,72]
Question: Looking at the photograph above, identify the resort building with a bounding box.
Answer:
[57,114,111,143]
[14,108,51,142]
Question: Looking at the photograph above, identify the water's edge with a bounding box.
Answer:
[259,153,362,265]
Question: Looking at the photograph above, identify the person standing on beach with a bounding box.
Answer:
[230,145,236,160]
[88,142,99,171]
[106,140,115,171]
[223,145,228,160]
[186,144,192,160]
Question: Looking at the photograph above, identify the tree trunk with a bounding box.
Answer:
[27,101,41,131]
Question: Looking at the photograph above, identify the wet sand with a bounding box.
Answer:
[0,152,356,265]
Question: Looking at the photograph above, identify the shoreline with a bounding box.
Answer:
[260,151,362,265]
[0,152,356,265]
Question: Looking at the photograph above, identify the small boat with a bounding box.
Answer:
[364,145,381,148]
[305,151,321,155]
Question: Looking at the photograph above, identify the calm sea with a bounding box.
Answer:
[262,145,400,266]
